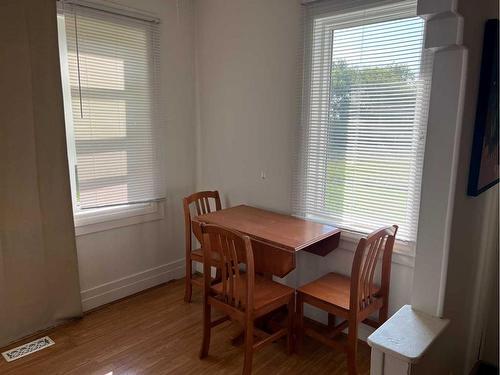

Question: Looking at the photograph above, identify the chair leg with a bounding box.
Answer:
[184,258,192,303]
[199,301,211,359]
[287,296,295,354]
[242,319,254,375]
[346,319,359,375]
[295,292,304,354]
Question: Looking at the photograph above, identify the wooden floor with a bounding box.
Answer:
[0,279,370,375]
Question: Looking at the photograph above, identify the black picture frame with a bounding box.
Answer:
[467,19,499,197]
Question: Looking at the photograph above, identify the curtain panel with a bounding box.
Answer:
[0,0,83,347]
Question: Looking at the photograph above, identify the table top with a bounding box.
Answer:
[194,205,340,252]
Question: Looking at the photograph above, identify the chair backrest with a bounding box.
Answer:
[350,225,398,313]
[200,224,254,312]
[183,190,222,249]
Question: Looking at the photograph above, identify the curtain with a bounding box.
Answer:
[0,0,83,347]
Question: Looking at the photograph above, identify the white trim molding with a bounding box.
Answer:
[80,258,185,311]
[59,0,161,24]
[74,201,165,236]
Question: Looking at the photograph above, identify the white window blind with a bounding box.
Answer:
[58,2,164,210]
[294,0,432,244]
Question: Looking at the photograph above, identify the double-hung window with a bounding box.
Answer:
[295,0,432,248]
[57,1,164,223]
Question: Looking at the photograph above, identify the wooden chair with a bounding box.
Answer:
[183,190,222,302]
[296,225,398,375]
[199,223,295,375]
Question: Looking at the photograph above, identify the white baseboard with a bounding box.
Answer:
[80,259,185,311]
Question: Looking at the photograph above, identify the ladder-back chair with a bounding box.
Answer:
[199,224,295,375]
[296,225,398,375]
[183,190,222,302]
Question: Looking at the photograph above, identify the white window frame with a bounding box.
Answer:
[296,1,430,257]
[73,200,164,236]
[57,4,164,235]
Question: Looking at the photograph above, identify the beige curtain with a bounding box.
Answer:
[0,0,83,347]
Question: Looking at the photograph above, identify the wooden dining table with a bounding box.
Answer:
[193,205,341,278]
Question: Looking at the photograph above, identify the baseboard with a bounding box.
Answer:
[80,259,185,311]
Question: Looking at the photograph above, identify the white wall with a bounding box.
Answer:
[75,0,196,311]
[194,0,414,340]
[195,0,300,213]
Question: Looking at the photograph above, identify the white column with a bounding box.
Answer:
[411,0,467,317]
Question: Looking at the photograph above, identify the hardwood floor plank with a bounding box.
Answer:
[0,279,370,374]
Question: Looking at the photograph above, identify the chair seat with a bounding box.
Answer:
[297,272,380,311]
[211,274,295,312]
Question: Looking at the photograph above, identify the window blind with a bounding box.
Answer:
[294,0,432,244]
[58,2,164,209]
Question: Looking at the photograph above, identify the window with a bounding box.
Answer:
[295,0,432,246]
[57,2,164,219]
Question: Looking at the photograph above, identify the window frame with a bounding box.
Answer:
[57,6,164,233]
[296,1,429,255]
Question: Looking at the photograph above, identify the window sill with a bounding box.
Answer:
[339,230,415,268]
[74,201,165,236]
[296,213,416,268]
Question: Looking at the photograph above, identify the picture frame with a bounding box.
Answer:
[467,19,499,197]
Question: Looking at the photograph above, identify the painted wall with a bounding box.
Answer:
[194,0,415,340]
[75,0,197,311]
[194,0,300,213]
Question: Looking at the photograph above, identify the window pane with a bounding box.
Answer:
[296,1,431,243]
[59,5,163,210]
